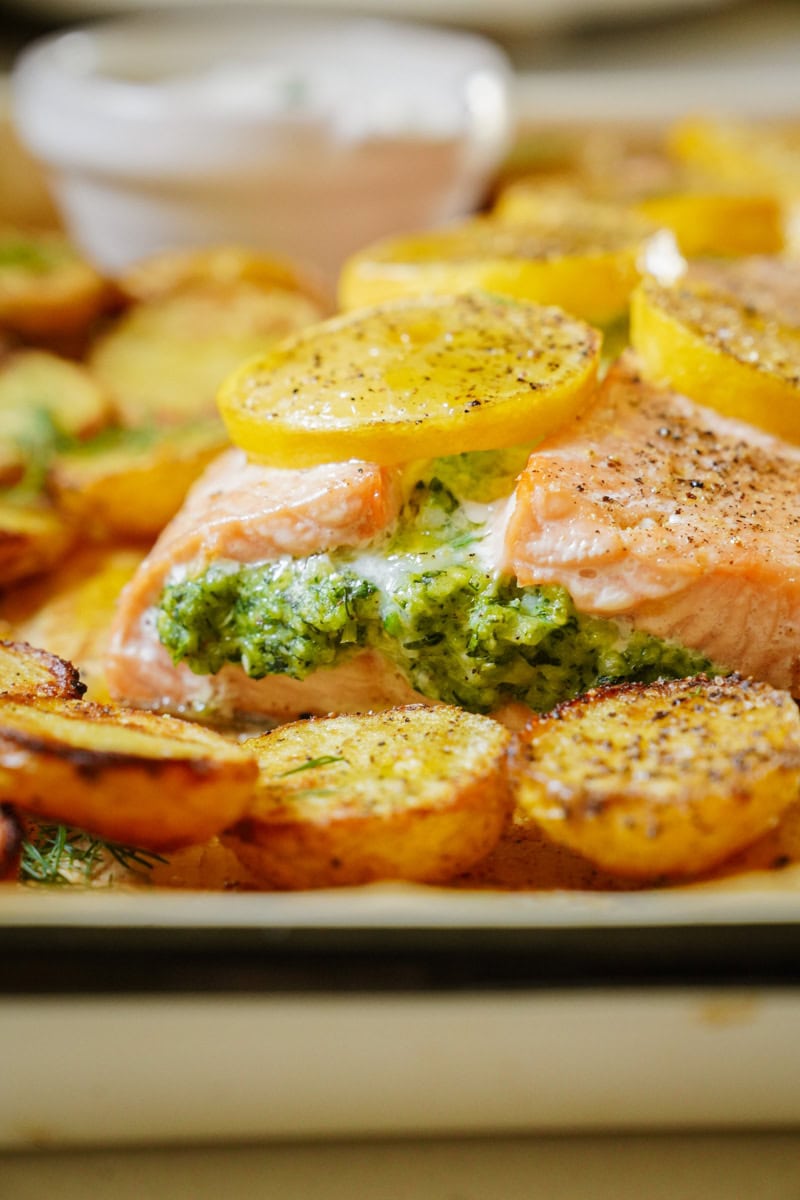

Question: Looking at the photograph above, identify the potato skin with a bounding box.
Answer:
[0,639,85,700]
[0,698,258,851]
[509,675,800,880]
[225,705,512,888]
[0,803,22,881]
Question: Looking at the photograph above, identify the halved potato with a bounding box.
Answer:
[225,704,512,888]
[0,545,145,701]
[0,802,22,881]
[0,697,258,851]
[0,227,113,341]
[0,639,84,699]
[219,292,601,467]
[340,206,666,326]
[509,675,800,880]
[630,259,800,443]
[89,277,325,427]
[48,420,228,540]
[0,350,112,482]
[120,245,329,311]
[0,500,74,588]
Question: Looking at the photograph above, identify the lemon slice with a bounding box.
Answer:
[669,116,800,197]
[634,190,785,258]
[218,293,601,467]
[339,208,665,327]
[630,260,800,443]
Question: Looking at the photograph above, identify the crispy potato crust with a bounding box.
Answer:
[225,704,512,888]
[0,639,85,700]
[0,802,22,881]
[0,697,258,851]
[509,674,800,880]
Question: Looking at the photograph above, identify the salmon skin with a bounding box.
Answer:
[505,352,800,694]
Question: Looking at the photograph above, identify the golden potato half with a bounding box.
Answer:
[0,639,84,700]
[0,545,143,702]
[0,802,22,881]
[89,277,325,427]
[0,697,258,851]
[120,245,329,311]
[0,227,113,341]
[0,350,112,482]
[0,500,74,588]
[226,705,512,888]
[48,420,228,540]
[509,675,800,880]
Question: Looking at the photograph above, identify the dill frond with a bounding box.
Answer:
[20,821,167,886]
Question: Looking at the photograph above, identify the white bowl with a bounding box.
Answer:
[10,9,512,281]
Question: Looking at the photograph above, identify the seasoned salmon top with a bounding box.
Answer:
[505,351,800,614]
[144,448,402,579]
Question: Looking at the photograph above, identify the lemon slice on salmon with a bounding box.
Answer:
[630,260,800,443]
[339,207,668,327]
[218,293,601,467]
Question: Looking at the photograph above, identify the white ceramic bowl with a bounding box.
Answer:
[11,9,512,281]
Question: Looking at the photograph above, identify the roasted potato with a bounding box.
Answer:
[0,499,74,588]
[0,227,113,343]
[0,639,85,699]
[0,697,258,851]
[0,349,112,483]
[0,545,145,700]
[225,704,512,889]
[89,276,325,427]
[509,675,800,880]
[120,245,329,311]
[0,802,22,881]
[48,420,227,540]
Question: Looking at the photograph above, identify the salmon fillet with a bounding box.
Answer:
[505,352,800,692]
[105,449,420,719]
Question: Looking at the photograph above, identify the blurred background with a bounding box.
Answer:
[1,0,799,264]
[3,0,800,87]
[2,0,800,224]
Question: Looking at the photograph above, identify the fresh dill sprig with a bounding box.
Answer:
[278,754,347,777]
[20,822,167,886]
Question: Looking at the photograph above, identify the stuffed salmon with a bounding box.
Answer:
[106,291,800,722]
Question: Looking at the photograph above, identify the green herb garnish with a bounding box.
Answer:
[20,822,167,886]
